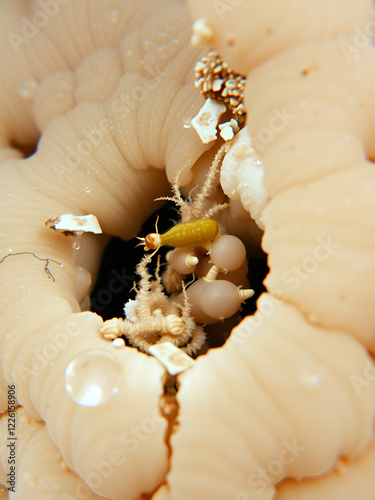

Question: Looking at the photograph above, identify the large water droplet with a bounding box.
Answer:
[72,241,80,251]
[65,349,122,406]
[18,77,38,99]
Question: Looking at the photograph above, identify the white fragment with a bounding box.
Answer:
[149,342,195,376]
[45,214,102,236]
[113,338,125,348]
[219,123,235,141]
[220,127,268,229]
[212,78,223,92]
[191,98,227,144]
[190,18,213,47]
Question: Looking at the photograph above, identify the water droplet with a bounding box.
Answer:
[17,77,38,99]
[85,186,91,194]
[255,158,263,166]
[107,7,118,23]
[300,363,323,389]
[143,39,151,49]
[23,473,36,487]
[183,119,191,129]
[65,349,122,406]
[126,49,133,58]
[72,241,80,251]
[113,338,125,348]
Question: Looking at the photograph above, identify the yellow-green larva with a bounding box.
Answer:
[144,219,219,251]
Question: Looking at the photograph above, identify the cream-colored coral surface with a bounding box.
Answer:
[0,0,375,499]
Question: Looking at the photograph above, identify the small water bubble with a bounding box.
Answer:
[17,77,38,99]
[113,338,125,348]
[255,158,263,166]
[126,49,133,58]
[107,7,119,23]
[72,241,80,251]
[300,363,323,389]
[23,474,36,487]
[143,39,151,49]
[85,186,91,194]
[65,349,123,406]
[183,119,192,129]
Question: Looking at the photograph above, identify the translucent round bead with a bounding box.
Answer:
[210,235,246,272]
[171,248,198,274]
[200,281,241,320]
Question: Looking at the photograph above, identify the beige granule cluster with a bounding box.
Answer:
[194,50,246,122]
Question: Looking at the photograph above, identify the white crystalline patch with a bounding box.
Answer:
[220,127,268,229]
[191,98,227,144]
[45,214,102,235]
[190,17,213,47]
[149,342,195,376]
[219,119,239,142]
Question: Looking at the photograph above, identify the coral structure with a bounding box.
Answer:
[195,50,247,122]
[0,0,375,499]
[101,255,206,356]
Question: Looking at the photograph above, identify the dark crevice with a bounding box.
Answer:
[90,201,268,349]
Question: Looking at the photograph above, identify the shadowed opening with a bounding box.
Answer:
[91,201,268,351]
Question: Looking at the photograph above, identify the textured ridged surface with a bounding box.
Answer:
[1,0,375,498]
